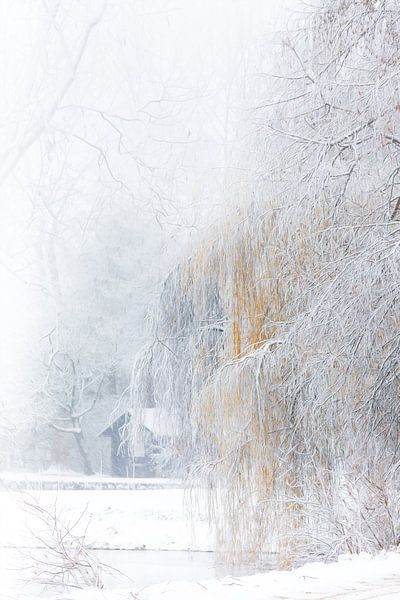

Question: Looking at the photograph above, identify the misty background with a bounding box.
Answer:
[0,0,291,475]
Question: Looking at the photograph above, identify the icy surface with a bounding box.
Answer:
[1,487,400,599]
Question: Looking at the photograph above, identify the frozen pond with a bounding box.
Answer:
[96,548,262,587]
[100,549,237,587]
[96,549,216,588]
[3,547,263,595]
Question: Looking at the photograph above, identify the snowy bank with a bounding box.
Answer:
[1,487,400,598]
[28,551,400,600]
[0,488,211,551]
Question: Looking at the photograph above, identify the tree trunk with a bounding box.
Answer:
[74,431,94,476]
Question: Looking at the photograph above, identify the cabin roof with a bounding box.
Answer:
[98,408,176,438]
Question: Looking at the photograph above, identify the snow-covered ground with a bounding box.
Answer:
[61,553,400,600]
[1,485,400,599]
[0,488,211,550]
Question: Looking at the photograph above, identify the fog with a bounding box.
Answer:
[3,1,400,598]
[0,0,290,473]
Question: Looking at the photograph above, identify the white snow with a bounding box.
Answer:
[1,486,400,599]
[0,488,211,551]
[66,553,400,599]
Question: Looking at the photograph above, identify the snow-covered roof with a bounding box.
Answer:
[98,407,177,438]
[142,408,177,438]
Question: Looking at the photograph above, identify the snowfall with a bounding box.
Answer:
[1,476,400,599]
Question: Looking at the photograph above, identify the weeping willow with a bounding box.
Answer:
[130,0,400,563]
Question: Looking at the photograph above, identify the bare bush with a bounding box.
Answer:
[21,498,104,591]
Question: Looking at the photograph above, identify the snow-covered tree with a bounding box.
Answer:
[131,0,400,562]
